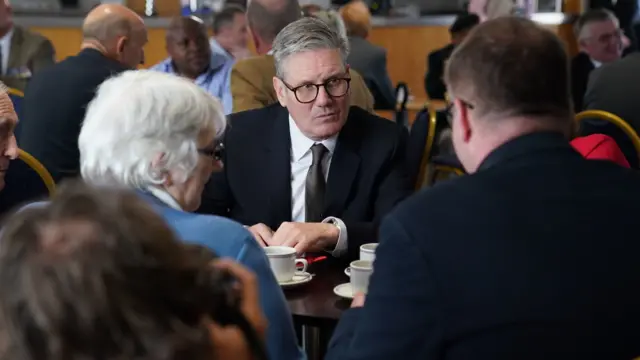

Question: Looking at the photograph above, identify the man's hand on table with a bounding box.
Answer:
[266,222,339,254]
[247,223,273,246]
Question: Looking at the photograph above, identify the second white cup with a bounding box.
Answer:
[350,260,373,294]
[264,246,308,282]
[360,243,378,261]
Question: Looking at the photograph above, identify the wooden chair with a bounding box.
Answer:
[575,110,640,167]
[0,149,55,215]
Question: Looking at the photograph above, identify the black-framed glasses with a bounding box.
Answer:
[280,77,351,104]
[198,142,224,161]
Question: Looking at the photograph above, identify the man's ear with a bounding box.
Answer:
[273,77,287,107]
[116,36,128,55]
[454,98,473,143]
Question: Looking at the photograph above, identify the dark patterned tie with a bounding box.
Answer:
[305,143,327,222]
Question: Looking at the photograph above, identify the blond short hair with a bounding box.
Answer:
[340,0,370,38]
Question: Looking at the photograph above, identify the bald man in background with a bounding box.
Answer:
[19,4,147,183]
[230,0,374,113]
[0,0,55,92]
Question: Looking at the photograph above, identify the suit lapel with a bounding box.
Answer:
[7,26,23,71]
[324,110,361,217]
[265,105,293,225]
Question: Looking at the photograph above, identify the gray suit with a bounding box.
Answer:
[581,53,640,167]
[346,36,395,109]
[0,25,55,92]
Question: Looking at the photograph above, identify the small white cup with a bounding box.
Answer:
[264,246,308,282]
[360,243,378,261]
[349,260,373,294]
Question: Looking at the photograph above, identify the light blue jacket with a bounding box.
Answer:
[138,192,306,360]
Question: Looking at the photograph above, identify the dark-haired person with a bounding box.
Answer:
[424,13,479,100]
[326,17,640,360]
[0,181,268,360]
[210,5,250,61]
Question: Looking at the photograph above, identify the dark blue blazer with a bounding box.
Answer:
[326,132,640,360]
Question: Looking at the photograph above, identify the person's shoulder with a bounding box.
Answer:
[15,26,50,45]
[348,106,400,131]
[233,54,274,73]
[228,102,282,129]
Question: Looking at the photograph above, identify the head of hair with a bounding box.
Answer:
[445,17,572,123]
[449,13,480,34]
[167,15,206,40]
[246,0,301,45]
[82,11,133,44]
[339,0,371,38]
[272,16,349,79]
[311,9,348,41]
[0,181,218,360]
[212,5,245,34]
[574,8,618,41]
[79,70,226,189]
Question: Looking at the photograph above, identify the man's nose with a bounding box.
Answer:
[5,134,18,160]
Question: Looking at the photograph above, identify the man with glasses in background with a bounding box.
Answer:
[200,17,411,260]
[571,9,623,112]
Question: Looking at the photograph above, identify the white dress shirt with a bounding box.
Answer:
[289,116,348,257]
[0,28,13,75]
[591,58,603,69]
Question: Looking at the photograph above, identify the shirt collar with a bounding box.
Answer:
[590,58,602,68]
[209,37,234,61]
[289,115,338,162]
[0,27,13,46]
[146,186,183,211]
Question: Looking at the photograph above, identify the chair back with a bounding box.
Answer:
[0,149,55,215]
[7,87,24,140]
[575,110,640,167]
[394,82,409,127]
[407,107,438,189]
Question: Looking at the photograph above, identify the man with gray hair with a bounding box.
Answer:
[325,17,640,359]
[201,17,410,260]
[571,9,623,111]
[229,0,373,112]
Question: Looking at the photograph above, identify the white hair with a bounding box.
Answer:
[79,70,226,188]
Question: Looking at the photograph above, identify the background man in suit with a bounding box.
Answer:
[19,4,147,183]
[210,5,250,62]
[340,0,395,110]
[0,0,55,92]
[200,17,410,259]
[571,9,623,112]
[582,45,640,167]
[326,17,640,359]
[230,0,373,113]
[424,12,479,100]
[590,0,638,51]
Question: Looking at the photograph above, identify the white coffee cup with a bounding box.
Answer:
[264,246,308,282]
[349,260,373,294]
[360,243,378,261]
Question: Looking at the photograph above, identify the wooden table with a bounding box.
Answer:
[285,259,351,360]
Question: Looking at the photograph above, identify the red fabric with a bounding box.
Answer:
[570,134,630,168]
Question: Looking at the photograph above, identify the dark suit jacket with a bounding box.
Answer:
[582,53,640,167]
[199,104,411,259]
[19,49,128,182]
[0,26,55,92]
[570,52,595,112]
[327,132,640,360]
[347,36,396,110]
[590,0,638,51]
[425,44,454,101]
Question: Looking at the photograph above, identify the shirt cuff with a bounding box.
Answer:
[322,216,348,257]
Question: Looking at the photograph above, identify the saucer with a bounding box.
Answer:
[279,271,313,289]
[344,267,351,277]
[333,283,354,299]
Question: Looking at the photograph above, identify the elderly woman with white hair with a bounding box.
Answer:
[78,70,305,360]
